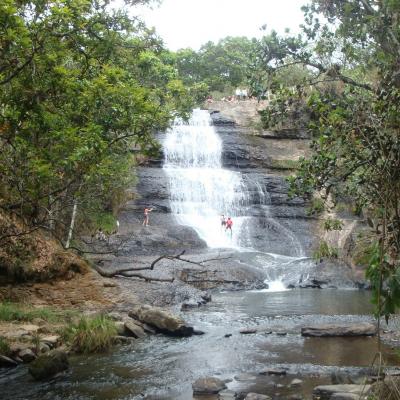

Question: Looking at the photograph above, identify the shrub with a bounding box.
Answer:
[306,198,325,216]
[0,337,10,356]
[63,315,117,354]
[313,240,339,260]
[323,218,343,231]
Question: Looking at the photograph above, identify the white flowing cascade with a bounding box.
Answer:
[163,109,310,290]
[163,109,249,248]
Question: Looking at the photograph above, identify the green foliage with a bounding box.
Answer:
[0,337,11,356]
[306,198,325,216]
[269,159,300,170]
[323,218,343,231]
[313,240,338,260]
[0,0,197,249]
[175,36,257,93]
[62,315,117,354]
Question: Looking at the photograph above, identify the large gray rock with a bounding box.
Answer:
[245,393,272,400]
[28,350,69,380]
[128,305,194,336]
[18,348,36,363]
[302,323,376,337]
[192,377,227,394]
[313,384,371,399]
[124,320,146,338]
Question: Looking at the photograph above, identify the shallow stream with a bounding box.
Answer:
[1,288,399,400]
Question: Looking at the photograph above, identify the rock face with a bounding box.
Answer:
[301,323,376,337]
[313,384,371,399]
[128,305,194,336]
[192,376,227,394]
[28,350,69,380]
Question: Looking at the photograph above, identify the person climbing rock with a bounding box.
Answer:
[225,217,233,237]
[142,207,154,226]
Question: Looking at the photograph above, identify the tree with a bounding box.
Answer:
[252,0,400,321]
[0,0,198,250]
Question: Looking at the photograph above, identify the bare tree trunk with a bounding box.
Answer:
[65,199,78,249]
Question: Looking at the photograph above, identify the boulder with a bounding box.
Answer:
[245,393,272,400]
[313,384,371,399]
[28,350,69,380]
[128,305,194,336]
[40,335,60,348]
[302,323,376,337]
[192,377,227,394]
[0,355,18,368]
[18,348,36,363]
[124,321,146,338]
[39,342,51,354]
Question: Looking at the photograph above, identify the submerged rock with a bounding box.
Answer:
[28,350,69,380]
[302,323,376,337]
[192,376,227,394]
[128,304,194,336]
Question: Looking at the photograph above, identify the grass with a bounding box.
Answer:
[62,315,117,354]
[0,302,75,323]
[313,240,339,260]
[306,198,325,216]
[0,337,11,356]
[269,159,300,170]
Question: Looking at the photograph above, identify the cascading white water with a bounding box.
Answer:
[163,109,250,248]
[163,108,311,290]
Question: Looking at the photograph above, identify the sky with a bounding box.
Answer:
[131,0,307,51]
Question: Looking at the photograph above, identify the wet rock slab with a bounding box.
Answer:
[192,376,227,394]
[128,304,194,336]
[302,323,376,337]
[245,393,272,400]
[313,384,371,399]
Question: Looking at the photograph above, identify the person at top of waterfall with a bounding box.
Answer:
[142,207,154,226]
[225,217,233,237]
[221,214,226,228]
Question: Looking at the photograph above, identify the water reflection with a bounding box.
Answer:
[1,290,398,400]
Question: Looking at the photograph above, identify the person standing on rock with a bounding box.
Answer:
[142,207,154,226]
[221,214,226,230]
[225,217,233,237]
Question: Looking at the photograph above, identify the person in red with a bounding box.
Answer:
[142,207,154,226]
[225,217,233,237]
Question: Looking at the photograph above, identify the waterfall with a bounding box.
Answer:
[163,109,250,248]
[163,108,311,290]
